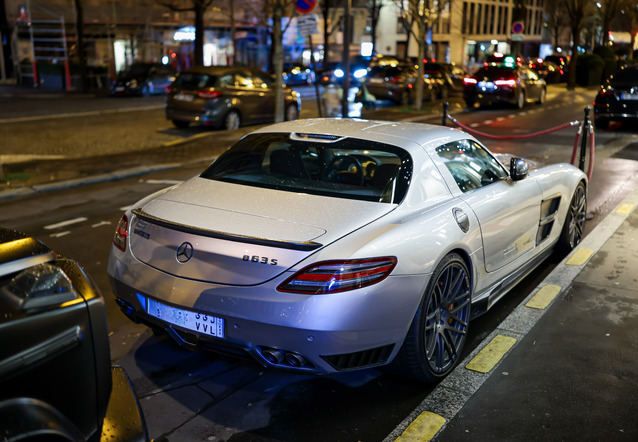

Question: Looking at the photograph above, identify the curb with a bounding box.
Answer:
[384,183,638,442]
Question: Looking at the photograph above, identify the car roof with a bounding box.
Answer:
[250,119,474,156]
[181,66,263,75]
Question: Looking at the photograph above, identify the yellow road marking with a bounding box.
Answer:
[616,203,636,214]
[565,248,594,266]
[466,335,517,373]
[526,284,562,309]
[395,411,446,442]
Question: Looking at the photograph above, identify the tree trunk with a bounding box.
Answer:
[567,25,580,90]
[194,3,205,66]
[272,12,285,122]
[73,0,87,92]
[231,1,236,65]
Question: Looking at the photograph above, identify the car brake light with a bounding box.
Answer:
[197,90,222,99]
[113,215,128,252]
[277,257,397,294]
[495,79,517,87]
[166,85,173,94]
[464,78,477,85]
[389,76,401,83]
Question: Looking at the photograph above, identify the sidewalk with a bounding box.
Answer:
[387,184,638,441]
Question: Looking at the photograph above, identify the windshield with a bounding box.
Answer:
[201,133,412,204]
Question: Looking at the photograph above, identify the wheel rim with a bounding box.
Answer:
[568,185,586,247]
[226,111,240,130]
[423,262,471,375]
[517,92,524,108]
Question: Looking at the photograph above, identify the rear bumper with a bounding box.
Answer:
[107,248,427,374]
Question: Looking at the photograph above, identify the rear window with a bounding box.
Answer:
[200,133,412,204]
[173,73,218,89]
[474,66,516,78]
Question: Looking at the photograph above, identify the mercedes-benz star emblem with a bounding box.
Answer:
[176,242,194,263]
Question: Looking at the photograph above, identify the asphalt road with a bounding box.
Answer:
[2,84,638,441]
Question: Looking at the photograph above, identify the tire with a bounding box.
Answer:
[465,99,475,109]
[392,253,471,382]
[594,117,609,130]
[224,110,241,130]
[556,182,587,254]
[141,83,151,97]
[285,103,298,121]
[172,120,190,129]
[515,90,525,109]
[537,87,546,104]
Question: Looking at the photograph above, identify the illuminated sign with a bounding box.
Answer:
[174,26,195,42]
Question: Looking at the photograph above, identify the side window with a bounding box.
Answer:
[436,139,508,193]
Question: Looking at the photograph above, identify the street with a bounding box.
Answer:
[2,84,638,441]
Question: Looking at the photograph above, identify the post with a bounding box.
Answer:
[579,107,590,172]
[442,101,448,126]
[340,0,351,118]
[308,35,323,118]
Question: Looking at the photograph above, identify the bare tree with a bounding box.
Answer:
[367,0,385,55]
[618,0,638,59]
[596,0,624,45]
[318,0,343,62]
[157,0,215,66]
[560,0,593,89]
[243,0,296,122]
[545,0,569,49]
[396,0,439,109]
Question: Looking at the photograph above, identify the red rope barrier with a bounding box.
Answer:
[448,115,579,140]
[588,126,595,181]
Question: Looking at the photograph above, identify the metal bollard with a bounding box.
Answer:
[442,102,449,126]
[579,107,591,172]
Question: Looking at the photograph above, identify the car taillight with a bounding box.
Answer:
[464,78,477,85]
[197,90,222,99]
[277,257,397,294]
[389,76,401,83]
[113,214,128,252]
[166,85,174,94]
[495,79,517,87]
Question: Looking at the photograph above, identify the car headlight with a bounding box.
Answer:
[1,263,77,311]
[334,68,344,78]
[353,68,368,79]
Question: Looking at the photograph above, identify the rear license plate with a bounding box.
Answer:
[620,93,638,100]
[175,93,194,102]
[369,78,384,84]
[147,298,225,338]
[115,86,125,92]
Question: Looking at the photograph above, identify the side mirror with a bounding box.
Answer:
[510,157,528,181]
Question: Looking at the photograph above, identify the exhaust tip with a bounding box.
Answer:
[284,352,307,368]
[261,348,285,365]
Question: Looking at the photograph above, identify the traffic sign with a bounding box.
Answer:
[512,21,524,34]
[298,14,318,36]
[296,0,317,14]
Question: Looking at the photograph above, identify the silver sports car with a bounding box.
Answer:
[107,119,587,382]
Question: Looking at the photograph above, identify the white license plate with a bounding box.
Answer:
[369,78,384,84]
[115,86,125,92]
[621,93,638,100]
[147,298,225,338]
[175,93,194,102]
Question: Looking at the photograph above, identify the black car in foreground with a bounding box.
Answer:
[594,66,638,130]
[463,64,546,109]
[0,229,147,441]
[111,62,176,96]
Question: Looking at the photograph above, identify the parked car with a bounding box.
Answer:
[0,228,147,441]
[544,54,570,80]
[111,62,176,96]
[283,63,315,86]
[107,118,587,383]
[365,64,419,104]
[165,66,301,130]
[463,64,546,109]
[318,56,376,85]
[527,58,563,84]
[422,62,468,98]
[593,65,638,129]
